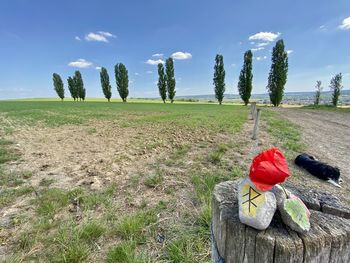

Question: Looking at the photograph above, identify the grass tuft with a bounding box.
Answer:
[144,173,163,188]
[79,221,105,243]
[116,210,157,243]
[36,188,70,218]
[208,143,228,164]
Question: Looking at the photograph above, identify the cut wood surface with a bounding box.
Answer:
[212,180,350,263]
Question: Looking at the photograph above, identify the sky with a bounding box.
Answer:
[0,0,350,99]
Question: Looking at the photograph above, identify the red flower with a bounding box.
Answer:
[249,148,290,191]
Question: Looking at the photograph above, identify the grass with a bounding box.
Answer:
[144,173,163,188]
[116,210,158,243]
[0,138,33,206]
[263,110,304,153]
[0,139,18,164]
[208,143,228,164]
[105,241,153,263]
[0,186,33,207]
[36,188,70,218]
[0,100,249,262]
[79,221,106,243]
[165,234,210,263]
[0,100,247,133]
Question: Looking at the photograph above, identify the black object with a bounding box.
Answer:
[295,153,341,183]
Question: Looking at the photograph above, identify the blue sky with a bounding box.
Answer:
[1,0,350,99]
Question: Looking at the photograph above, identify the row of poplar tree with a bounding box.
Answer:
[53,63,131,102]
[53,71,86,101]
[54,39,290,106]
[211,39,288,107]
[53,58,177,103]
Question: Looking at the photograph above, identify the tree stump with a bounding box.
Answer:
[212,180,350,263]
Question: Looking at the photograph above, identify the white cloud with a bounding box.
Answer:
[256,42,269,47]
[250,41,255,45]
[95,66,102,70]
[75,36,81,41]
[256,56,267,61]
[68,59,93,68]
[135,72,140,76]
[339,17,350,30]
[145,59,164,65]
[98,31,116,38]
[152,53,163,57]
[146,70,153,74]
[171,51,192,60]
[85,31,116,42]
[287,50,293,54]
[251,47,264,52]
[249,32,281,42]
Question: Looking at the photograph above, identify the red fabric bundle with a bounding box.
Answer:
[249,147,290,191]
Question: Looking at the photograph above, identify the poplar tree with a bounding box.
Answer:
[165,58,176,103]
[238,50,253,105]
[157,63,167,103]
[52,73,65,101]
[213,54,225,105]
[74,70,86,101]
[267,39,288,107]
[330,73,342,106]
[100,67,112,102]
[67,76,78,101]
[115,63,129,102]
[314,81,322,106]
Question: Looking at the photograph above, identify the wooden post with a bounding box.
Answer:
[250,102,257,120]
[211,180,350,263]
[252,108,261,140]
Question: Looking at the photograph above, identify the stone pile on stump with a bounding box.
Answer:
[212,180,350,263]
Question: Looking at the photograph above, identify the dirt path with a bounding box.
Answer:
[275,108,350,184]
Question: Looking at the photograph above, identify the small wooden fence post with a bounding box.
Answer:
[250,102,257,120]
[252,109,261,140]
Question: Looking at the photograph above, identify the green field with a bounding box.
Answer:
[1,100,254,262]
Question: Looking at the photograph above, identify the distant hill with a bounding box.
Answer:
[175,90,350,105]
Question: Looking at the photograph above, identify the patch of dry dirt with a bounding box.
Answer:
[5,121,213,191]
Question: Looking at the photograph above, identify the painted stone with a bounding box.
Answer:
[272,184,311,233]
[238,177,276,230]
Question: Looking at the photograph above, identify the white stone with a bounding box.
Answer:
[238,177,277,230]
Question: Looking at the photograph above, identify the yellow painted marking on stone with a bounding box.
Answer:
[241,183,265,217]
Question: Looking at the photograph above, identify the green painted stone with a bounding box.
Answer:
[281,198,310,233]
